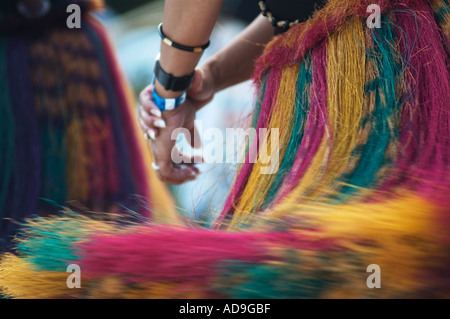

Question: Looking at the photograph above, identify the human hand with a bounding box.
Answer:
[138,67,215,184]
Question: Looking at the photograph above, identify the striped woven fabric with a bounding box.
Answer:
[1,0,449,298]
[0,0,177,250]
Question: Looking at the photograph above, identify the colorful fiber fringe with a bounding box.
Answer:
[1,0,449,298]
[0,0,177,250]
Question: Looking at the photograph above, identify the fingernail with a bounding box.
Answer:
[148,130,156,140]
[150,109,162,117]
[154,120,166,128]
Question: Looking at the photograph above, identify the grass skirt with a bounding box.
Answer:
[1,0,449,298]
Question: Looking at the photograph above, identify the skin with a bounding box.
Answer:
[138,1,274,184]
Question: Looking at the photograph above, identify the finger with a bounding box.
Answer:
[157,173,196,186]
[161,152,199,178]
[148,107,162,118]
[170,146,201,165]
[189,69,203,93]
[139,118,157,140]
[139,85,162,117]
[138,84,153,107]
[187,68,213,103]
[137,108,147,134]
[156,161,198,185]
[187,70,206,102]
[179,153,204,166]
[170,154,203,176]
[153,119,166,128]
[140,100,162,118]
[184,122,202,149]
[139,106,165,129]
[184,164,200,175]
[152,148,201,184]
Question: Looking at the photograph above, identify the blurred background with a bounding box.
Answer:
[99,0,260,224]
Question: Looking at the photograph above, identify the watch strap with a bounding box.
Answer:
[153,59,195,92]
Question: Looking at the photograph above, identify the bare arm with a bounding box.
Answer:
[206,14,274,93]
[156,3,273,98]
[139,4,274,184]
[154,0,224,99]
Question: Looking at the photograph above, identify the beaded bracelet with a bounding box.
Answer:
[257,0,300,34]
[158,23,210,53]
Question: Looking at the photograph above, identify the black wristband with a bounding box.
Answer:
[153,59,195,92]
[158,23,210,53]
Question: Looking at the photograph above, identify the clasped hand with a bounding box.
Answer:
[138,67,215,185]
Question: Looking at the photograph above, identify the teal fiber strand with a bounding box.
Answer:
[15,215,90,271]
[338,16,402,197]
[434,0,449,24]
[244,77,268,161]
[251,77,268,129]
[262,54,312,209]
[216,252,332,299]
[236,77,268,164]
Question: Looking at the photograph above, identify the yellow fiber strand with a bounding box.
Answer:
[267,17,367,213]
[265,192,448,297]
[432,0,450,38]
[0,254,83,299]
[88,280,206,299]
[0,253,206,299]
[229,64,300,228]
[274,136,331,210]
[317,17,366,194]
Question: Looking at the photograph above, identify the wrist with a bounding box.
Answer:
[204,52,247,93]
[154,79,185,99]
[153,56,195,96]
[151,84,186,112]
[202,57,220,94]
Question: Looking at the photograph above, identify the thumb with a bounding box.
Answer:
[189,69,204,94]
